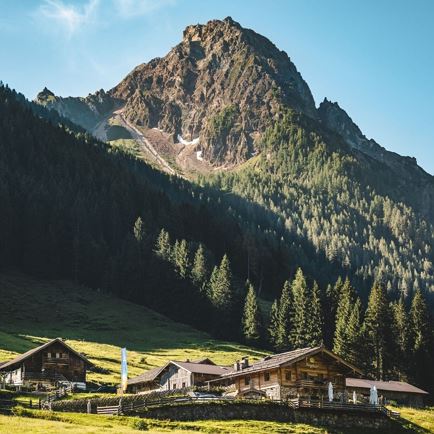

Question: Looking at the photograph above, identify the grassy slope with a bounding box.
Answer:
[0,273,265,384]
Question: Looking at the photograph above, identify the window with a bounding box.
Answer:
[285,370,291,381]
[47,352,51,359]
[182,382,186,388]
[172,383,177,389]
[56,353,60,359]
[264,372,270,382]
[244,376,250,386]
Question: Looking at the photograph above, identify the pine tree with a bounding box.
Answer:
[133,216,146,244]
[208,254,233,310]
[275,280,292,350]
[362,281,394,379]
[391,298,409,380]
[305,281,323,347]
[324,277,343,347]
[174,239,190,278]
[155,229,171,259]
[333,278,355,356]
[191,244,208,290]
[268,299,280,349]
[290,268,308,349]
[408,289,433,388]
[242,282,262,343]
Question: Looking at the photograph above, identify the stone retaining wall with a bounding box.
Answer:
[138,402,394,430]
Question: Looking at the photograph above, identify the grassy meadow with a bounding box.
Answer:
[0,273,265,384]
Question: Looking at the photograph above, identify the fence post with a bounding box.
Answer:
[29,399,32,409]
[87,399,91,414]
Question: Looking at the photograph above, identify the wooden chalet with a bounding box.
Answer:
[346,378,429,407]
[0,338,93,390]
[212,345,363,401]
[127,358,232,394]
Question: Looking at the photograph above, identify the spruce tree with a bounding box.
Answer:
[333,278,356,356]
[208,254,233,310]
[268,299,280,349]
[408,290,433,388]
[362,281,394,379]
[276,280,292,351]
[191,243,208,290]
[133,216,146,244]
[391,298,409,379]
[242,283,262,344]
[290,268,308,349]
[305,281,323,347]
[155,229,171,259]
[174,239,190,278]
[324,277,343,347]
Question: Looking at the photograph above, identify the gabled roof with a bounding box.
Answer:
[171,360,232,376]
[219,346,362,379]
[127,365,166,386]
[127,360,232,386]
[346,378,429,395]
[0,338,93,371]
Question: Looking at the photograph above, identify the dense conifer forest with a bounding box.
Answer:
[0,83,433,396]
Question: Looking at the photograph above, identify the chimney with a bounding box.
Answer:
[242,357,249,369]
[233,360,241,371]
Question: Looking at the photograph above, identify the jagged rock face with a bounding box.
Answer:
[318,98,434,218]
[36,88,118,131]
[110,17,317,164]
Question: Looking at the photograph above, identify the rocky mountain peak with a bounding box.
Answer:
[36,87,55,102]
[110,17,317,164]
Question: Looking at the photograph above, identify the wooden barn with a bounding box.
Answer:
[127,358,232,394]
[212,345,362,401]
[0,338,93,390]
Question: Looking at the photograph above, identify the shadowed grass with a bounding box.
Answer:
[0,273,265,384]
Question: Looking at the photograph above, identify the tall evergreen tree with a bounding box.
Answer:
[173,239,190,278]
[408,290,433,388]
[362,281,394,379]
[242,282,262,344]
[290,268,308,349]
[305,281,323,347]
[391,297,409,379]
[268,299,280,349]
[191,243,208,290]
[133,216,146,244]
[155,229,171,259]
[324,277,343,347]
[275,280,292,351]
[208,254,233,310]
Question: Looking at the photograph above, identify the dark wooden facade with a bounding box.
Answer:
[0,338,92,388]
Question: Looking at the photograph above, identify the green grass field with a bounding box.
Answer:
[0,273,265,384]
[2,406,434,434]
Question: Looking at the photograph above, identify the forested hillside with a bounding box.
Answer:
[202,110,434,301]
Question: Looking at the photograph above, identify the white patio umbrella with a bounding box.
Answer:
[373,385,378,405]
[328,382,333,402]
[353,390,357,404]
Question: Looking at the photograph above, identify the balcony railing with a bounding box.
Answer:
[296,380,344,389]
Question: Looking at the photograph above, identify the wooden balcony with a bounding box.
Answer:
[296,379,344,389]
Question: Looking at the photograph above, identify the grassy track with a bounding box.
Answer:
[0,273,265,384]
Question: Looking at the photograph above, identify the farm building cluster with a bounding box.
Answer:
[0,340,428,407]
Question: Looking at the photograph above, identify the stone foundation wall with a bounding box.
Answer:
[139,402,394,430]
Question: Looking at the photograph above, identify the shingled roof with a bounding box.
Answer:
[127,359,232,386]
[0,338,93,371]
[346,378,429,395]
[219,345,362,379]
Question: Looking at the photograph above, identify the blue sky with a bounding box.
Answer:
[1,0,433,175]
